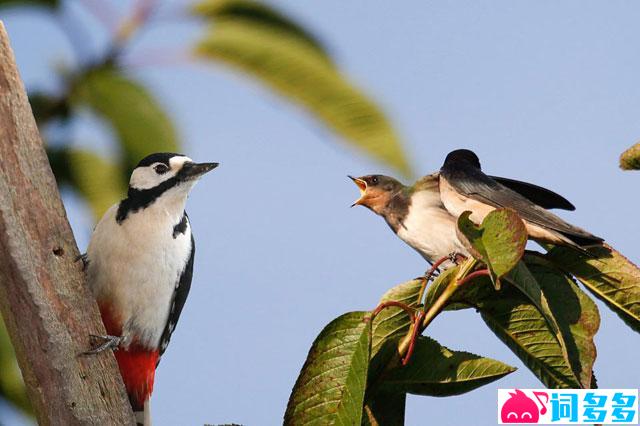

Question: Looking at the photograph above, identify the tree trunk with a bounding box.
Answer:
[0,21,135,425]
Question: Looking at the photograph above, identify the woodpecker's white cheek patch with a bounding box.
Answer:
[129,166,173,190]
[128,156,193,190]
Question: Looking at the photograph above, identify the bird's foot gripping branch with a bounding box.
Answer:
[285,208,640,425]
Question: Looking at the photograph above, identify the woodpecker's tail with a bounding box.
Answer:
[134,399,151,426]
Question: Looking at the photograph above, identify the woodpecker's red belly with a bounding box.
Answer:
[99,302,159,410]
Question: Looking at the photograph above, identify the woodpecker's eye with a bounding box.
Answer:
[154,164,169,175]
[370,176,379,185]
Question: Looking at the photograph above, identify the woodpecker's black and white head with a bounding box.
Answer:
[116,153,218,223]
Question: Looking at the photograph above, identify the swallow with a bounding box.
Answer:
[438,149,603,253]
[350,169,576,266]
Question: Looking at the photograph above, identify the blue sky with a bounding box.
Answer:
[2,1,640,425]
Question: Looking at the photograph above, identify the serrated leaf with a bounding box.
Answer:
[482,209,528,276]
[504,262,569,366]
[48,147,126,219]
[359,279,423,426]
[525,256,600,389]
[423,266,463,308]
[452,274,586,388]
[193,20,411,177]
[363,278,423,392]
[368,271,467,375]
[620,142,640,170]
[545,244,640,333]
[371,278,422,355]
[192,0,328,60]
[285,312,371,426]
[383,336,515,397]
[0,0,57,9]
[457,209,527,287]
[70,69,180,171]
[477,285,582,388]
[362,388,405,426]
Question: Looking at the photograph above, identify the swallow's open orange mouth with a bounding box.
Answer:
[348,176,367,206]
[348,176,367,192]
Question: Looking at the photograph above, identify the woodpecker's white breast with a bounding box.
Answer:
[86,201,192,350]
[396,189,469,264]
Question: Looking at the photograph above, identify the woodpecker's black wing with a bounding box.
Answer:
[490,175,575,211]
[157,227,194,364]
[441,164,603,246]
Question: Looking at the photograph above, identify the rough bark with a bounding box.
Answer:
[0,21,135,425]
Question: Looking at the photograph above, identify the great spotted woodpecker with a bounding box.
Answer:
[84,153,217,425]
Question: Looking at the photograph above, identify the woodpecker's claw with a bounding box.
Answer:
[84,334,123,355]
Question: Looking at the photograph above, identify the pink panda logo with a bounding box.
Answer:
[501,389,548,423]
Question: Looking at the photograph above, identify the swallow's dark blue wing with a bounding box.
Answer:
[442,166,602,246]
[490,176,575,211]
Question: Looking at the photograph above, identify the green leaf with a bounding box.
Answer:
[620,142,640,170]
[365,278,424,389]
[70,69,180,171]
[0,318,31,415]
[0,0,58,9]
[192,0,329,60]
[479,287,581,388]
[526,256,600,389]
[362,388,405,426]
[504,261,570,364]
[545,244,640,333]
[423,265,470,311]
[193,21,411,177]
[383,336,515,397]
[371,278,422,355]
[285,312,371,426]
[454,274,585,388]
[48,147,126,219]
[457,209,527,287]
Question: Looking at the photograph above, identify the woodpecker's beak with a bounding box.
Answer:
[348,175,368,207]
[179,162,219,181]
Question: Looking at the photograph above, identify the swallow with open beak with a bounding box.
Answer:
[349,168,576,266]
[439,149,603,253]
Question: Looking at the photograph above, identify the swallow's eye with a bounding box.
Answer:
[370,176,379,185]
[154,164,169,175]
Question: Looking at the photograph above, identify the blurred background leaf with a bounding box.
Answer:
[192,0,329,60]
[193,6,411,177]
[69,68,180,173]
[47,147,126,218]
[0,317,31,415]
[0,0,58,10]
[620,142,640,170]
